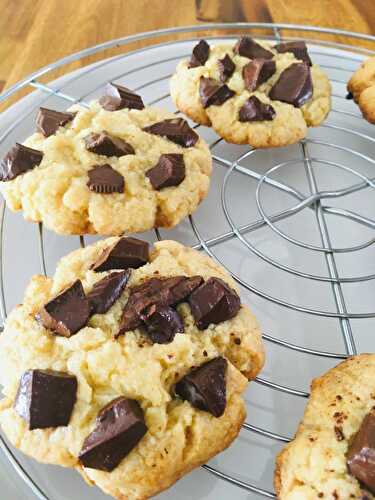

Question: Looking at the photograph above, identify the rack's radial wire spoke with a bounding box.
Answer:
[262,333,347,359]
[255,377,309,398]
[38,223,47,277]
[154,228,162,241]
[0,202,6,322]
[79,236,85,248]
[202,465,276,498]
[301,142,357,356]
[242,422,291,443]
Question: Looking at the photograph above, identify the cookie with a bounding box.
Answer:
[0,237,264,500]
[347,56,375,124]
[170,38,331,148]
[0,86,212,235]
[275,354,375,499]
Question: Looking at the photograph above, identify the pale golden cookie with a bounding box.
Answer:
[275,354,375,500]
[0,102,212,235]
[0,238,264,500]
[170,40,331,149]
[348,56,375,124]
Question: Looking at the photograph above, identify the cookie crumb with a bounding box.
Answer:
[334,426,345,441]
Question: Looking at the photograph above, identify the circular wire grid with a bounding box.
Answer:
[0,23,375,499]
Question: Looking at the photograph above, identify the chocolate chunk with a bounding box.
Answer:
[242,59,276,91]
[239,96,275,122]
[87,164,125,194]
[143,118,198,148]
[0,143,43,182]
[189,39,210,68]
[84,132,135,157]
[141,304,184,344]
[36,108,75,137]
[146,154,185,190]
[168,276,204,305]
[37,280,90,337]
[99,83,145,112]
[87,270,130,315]
[269,63,313,107]
[189,277,240,330]
[79,397,147,471]
[93,237,150,272]
[346,92,354,100]
[14,369,77,430]
[347,411,375,493]
[218,54,235,82]
[175,357,227,417]
[274,41,312,66]
[199,77,235,108]
[234,36,274,60]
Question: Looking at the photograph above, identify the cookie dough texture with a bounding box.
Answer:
[275,354,375,500]
[348,56,375,124]
[0,102,212,235]
[0,239,265,500]
[170,41,331,148]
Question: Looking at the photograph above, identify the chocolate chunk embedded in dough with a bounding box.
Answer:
[242,59,276,91]
[218,54,236,82]
[175,357,227,417]
[234,36,274,60]
[141,304,184,344]
[189,39,210,68]
[87,270,130,315]
[87,165,125,194]
[0,143,43,182]
[36,108,75,137]
[14,369,77,430]
[143,118,199,147]
[199,77,235,108]
[79,397,147,472]
[99,83,145,111]
[269,63,313,107]
[92,237,150,272]
[84,132,135,157]
[239,96,275,122]
[146,154,185,190]
[274,41,312,66]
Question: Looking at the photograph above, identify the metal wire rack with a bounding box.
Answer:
[0,23,374,499]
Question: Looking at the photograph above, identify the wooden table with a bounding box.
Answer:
[1,0,374,95]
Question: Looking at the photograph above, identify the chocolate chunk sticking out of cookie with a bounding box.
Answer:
[92,237,150,272]
[14,369,77,430]
[175,357,227,417]
[189,277,240,330]
[79,397,147,472]
[269,62,313,107]
[274,41,312,66]
[0,143,43,182]
[87,270,130,315]
[143,118,199,148]
[37,280,90,337]
[36,108,76,137]
[99,83,145,112]
[239,96,275,122]
[242,59,276,92]
[140,304,184,344]
[347,411,375,493]
[84,132,135,157]
[346,92,354,100]
[146,154,185,190]
[87,165,125,194]
[199,77,235,108]
[218,54,235,82]
[234,36,274,60]
[168,276,204,305]
[189,39,210,68]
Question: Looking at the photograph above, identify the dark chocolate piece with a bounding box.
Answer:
[99,83,145,112]
[87,270,130,315]
[143,118,199,148]
[234,36,274,60]
[274,41,312,66]
[189,277,240,330]
[189,40,210,68]
[92,237,150,272]
[146,154,185,190]
[118,276,203,335]
[242,59,276,91]
[218,54,235,82]
[141,304,184,344]
[269,63,313,107]
[346,92,354,100]
[36,108,75,137]
[347,411,375,494]
[14,369,77,430]
[37,280,90,337]
[79,397,147,472]
[175,357,227,417]
[0,143,43,182]
[84,132,135,157]
[239,96,275,122]
[199,77,235,108]
[87,164,125,194]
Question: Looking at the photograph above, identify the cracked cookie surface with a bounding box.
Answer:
[0,238,264,500]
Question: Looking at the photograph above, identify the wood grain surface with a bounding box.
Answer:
[1,0,374,97]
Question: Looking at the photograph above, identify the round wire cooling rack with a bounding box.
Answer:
[0,23,375,500]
